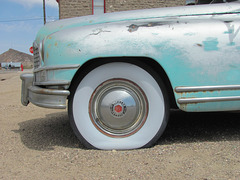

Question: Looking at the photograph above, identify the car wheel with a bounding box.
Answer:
[68,62,169,150]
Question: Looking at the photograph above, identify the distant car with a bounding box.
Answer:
[21,0,240,150]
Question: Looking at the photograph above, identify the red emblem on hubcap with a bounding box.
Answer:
[115,105,122,113]
[110,101,127,117]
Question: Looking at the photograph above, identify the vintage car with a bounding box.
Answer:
[21,0,240,150]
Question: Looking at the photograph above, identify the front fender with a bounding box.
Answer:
[42,14,240,111]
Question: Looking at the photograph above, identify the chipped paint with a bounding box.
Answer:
[127,22,170,32]
[128,24,139,32]
[196,43,203,47]
[32,2,240,112]
[90,28,111,35]
[35,2,240,43]
[202,37,219,51]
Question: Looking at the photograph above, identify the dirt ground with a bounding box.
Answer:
[0,70,239,180]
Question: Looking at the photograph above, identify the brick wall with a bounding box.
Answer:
[59,0,186,19]
[59,0,92,19]
[105,0,186,13]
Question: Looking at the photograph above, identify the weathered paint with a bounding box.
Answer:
[202,37,219,51]
[35,2,240,43]
[175,87,240,111]
[33,1,240,112]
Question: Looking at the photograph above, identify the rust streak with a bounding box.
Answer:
[196,43,203,47]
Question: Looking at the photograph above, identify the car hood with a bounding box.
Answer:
[35,2,240,43]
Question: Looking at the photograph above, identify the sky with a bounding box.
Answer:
[0,0,59,55]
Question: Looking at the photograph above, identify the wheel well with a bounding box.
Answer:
[68,57,178,109]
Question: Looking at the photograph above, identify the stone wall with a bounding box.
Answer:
[59,0,186,19]
[105,0,185,13]
[59,0,92,19]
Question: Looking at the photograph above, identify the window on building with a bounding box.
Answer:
[93,0,105,15]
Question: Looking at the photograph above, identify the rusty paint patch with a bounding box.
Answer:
[55,42,58,46]
[47,52,49,59]
[127,21,177,33]
[128,24,139,32]
[196,43,203,47]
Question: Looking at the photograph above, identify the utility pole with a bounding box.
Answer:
[43,0,46,24]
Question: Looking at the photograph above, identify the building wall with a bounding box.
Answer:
[59,0,93,19]
[59,0,186,19]
[105,0,185,13]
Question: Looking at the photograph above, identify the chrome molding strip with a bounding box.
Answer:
[175,85,240,93]
[34,80,71,86]
[34,64,80,73]
[178,96,240,104]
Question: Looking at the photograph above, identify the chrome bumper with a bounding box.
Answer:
[20,73,70,109]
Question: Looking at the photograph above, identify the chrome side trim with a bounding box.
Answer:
[34,64,80,73]
[175,85,240,93]
[34,80,71,86]
[178,96,240,104]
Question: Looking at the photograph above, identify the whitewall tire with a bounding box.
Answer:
[68,62,169,150]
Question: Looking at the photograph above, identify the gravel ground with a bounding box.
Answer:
[0,70,239,179]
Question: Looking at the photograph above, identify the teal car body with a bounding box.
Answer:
[28,2,240,112]
[20,1,240,150]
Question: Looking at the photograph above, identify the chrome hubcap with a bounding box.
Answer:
[89,79,148,137]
